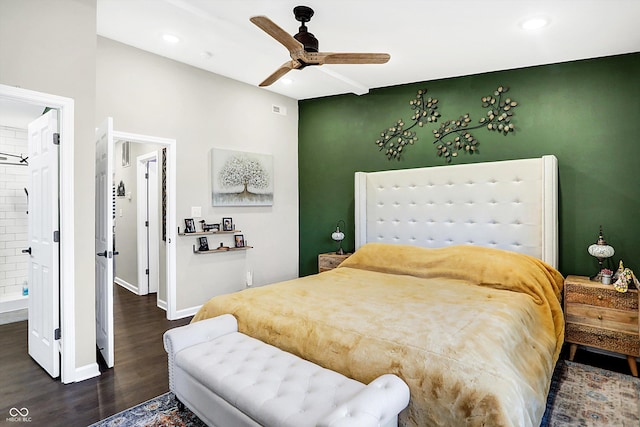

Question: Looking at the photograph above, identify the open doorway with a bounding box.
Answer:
[0,84,78,384]
[95,119,177,369]
[113,142,164,306]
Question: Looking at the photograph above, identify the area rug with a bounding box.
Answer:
[91,360,639,427]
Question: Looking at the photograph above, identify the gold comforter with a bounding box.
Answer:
[193,243,564,427]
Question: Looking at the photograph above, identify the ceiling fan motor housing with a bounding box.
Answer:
[293,6,318,52]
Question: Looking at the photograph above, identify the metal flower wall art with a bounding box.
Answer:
[375,86,519,163]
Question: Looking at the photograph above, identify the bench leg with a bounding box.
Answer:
[176,397,185,412]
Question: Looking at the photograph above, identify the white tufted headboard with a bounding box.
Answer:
[354,155,558,268]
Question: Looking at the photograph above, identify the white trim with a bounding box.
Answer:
[114,276,139,295]
[157,298,167,311]
[111,130,177,320]
[0,84,76,384]
[73,362,100,382]
[136,151,159,296]
[173,304,202,320]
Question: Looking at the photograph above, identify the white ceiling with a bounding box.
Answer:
[101,1,639,100]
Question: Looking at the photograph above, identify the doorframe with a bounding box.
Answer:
[0,84,76,383]
[112,130,177,319]
[136,151,159,297]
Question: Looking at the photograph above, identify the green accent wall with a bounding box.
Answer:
[299,52,640,278]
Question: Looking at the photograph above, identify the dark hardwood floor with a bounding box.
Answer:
[0,285,191,427]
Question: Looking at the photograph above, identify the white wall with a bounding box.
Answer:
[0,125,29,302]
[96,37,299,314]
[0,0,97,372]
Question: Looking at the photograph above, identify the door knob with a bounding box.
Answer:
[22,247,32,255]
[96,250,108,257]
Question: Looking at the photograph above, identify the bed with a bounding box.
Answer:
[193,155,564,427]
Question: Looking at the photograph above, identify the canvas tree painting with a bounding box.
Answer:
[211,148,274,206]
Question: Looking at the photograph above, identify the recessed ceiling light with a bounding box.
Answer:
[162,33,180,43]
[520,17,550,30]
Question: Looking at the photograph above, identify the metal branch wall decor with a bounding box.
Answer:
[375,85,519,163]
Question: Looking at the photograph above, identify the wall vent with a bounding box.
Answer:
[272,105,287,116]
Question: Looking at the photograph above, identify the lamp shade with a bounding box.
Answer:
[587,243,615,259]
[331,230,345,242]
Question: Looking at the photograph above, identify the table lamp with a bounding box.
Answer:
[331,220,346,255]
[587,225,615,281]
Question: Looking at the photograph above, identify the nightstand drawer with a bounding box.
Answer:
[565,303,638,334]
[318,252,351,272]
[566,323,639,356]
[565,282,638,311]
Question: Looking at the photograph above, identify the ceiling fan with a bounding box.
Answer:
[250,6,391,87]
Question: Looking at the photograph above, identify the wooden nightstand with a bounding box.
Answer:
[318,252,351,272]
[564,275,639,377]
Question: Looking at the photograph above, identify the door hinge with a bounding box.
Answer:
[145,220,149,227]
[54,328,61,340]
[53,133,60,145]
[53,230,59,243]
[145,172,148,179]
[145,268,149,275]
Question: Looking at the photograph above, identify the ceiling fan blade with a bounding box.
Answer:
[259,60,299,87]
[318,52,391,65]
[250,15,304,53]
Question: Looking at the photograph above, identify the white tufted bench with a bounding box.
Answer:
[163,314,410,427]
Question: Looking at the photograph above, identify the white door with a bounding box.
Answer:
[137,154,159,295]
[27,110,60,378]
[95,117,114,368]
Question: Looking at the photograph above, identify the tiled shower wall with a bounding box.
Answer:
[0,125,29,301]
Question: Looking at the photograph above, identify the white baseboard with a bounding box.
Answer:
[157,298,167,311]
[172,304,201,320]
[115,277,139,295]
[74,362,101,382]
[0,294,28,313]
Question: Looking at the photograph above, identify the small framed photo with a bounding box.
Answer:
[222,217,233,231]
[234,234,245,248]
[184,218,196,233]
[198,236,209,252]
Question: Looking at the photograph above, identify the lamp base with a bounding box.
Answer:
[590,271,602,282]
[336,247,345,255]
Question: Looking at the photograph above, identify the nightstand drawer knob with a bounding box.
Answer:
[597,295,603,300]
[597,315,603,320]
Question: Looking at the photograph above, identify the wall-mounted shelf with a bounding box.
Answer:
[179,230,240,236]
[192,245,253,254]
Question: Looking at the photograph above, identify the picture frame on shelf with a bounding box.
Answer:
[198,236,209,252]
[234,234,245,248]
[184,218,196,233]
[222,217,233,231]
